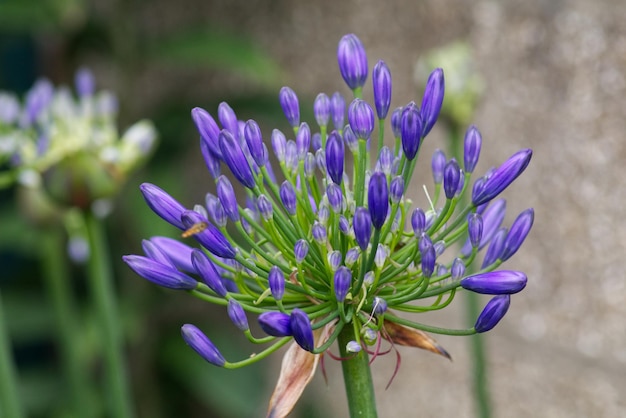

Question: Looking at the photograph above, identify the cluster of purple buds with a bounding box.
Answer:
[124,34,533,369]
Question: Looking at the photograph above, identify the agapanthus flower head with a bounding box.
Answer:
[1,70,156,211]
[125,35,534,413]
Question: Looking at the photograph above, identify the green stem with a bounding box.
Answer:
[466,293,491,418]
[41,227,94,417]
[0,292,24,418]
[84,211,134,418]
[337,324,377,418]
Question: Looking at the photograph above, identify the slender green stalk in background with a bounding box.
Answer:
[337,325,378,418]
[0,292,25,418]
[446,126,492,418]
[41,226,94,417]
[84,211,134,418]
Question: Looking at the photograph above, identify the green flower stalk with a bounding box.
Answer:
[1,69,157,418]
[125,34,533,417]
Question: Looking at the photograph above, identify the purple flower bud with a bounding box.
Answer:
[401,102,422,160]
[326,183,343,213]
[472,149,533,206]
[0,93,19,124]
[256,194,273,221]
[258,311,292,337]
[337,34,368,90]
[123,255,197,290]
[348,99,375,139]
[374,244,388,269]
[200,140,221,178]
[368,172,389,229]
[227,299,249,331]
[268,266,285,301]
[339,215,350,235]
[296,122,310,159]
[451,258,465,280]
[279,87,300,128]
[500,208,534,262]
[475,295,511,333]
[301,153,314,178]
[372,60,392,119]
[328,251,342,271]
[205,193,226,227]
[191,249,227,297]
[314,93,330,127]
[294,239,309,263]
[482,228,507,268]
[149,236,195,273]
[331,92,345,130]
[389,176,404,204]
[343,124,358,152]
[326,130,345,184]
[312,133,322,152]
[271,129,287,163]
[216,175,239,222]
[353,207,372,251]
[334,266,352,302]
[317,202,330,224]
[345,247,360,267]
[363,271,375,285]
[433,240,446,256]
[418,233,433,254]
[461,270,527,295]
[181,211,236,259]
[285,140,297,172]
[462,199,507,256]
[437,266,448,279]
[378,146,393,176]
[24,79,53,125]
[219,130,255,189]
[411,208,426,236]
[420,68,445,137]
[373,297,387,315]
[391,107,403,138]
[444,159,461,199]
[464,125,482,173]
[279,181,297,216]
[421,244,436,278]
[315,148,327,175]
[431,149,446,184]
[181,324,226,367]
[468,213,483,249]
[140,183,186,229]
[290,309,314,352]
[312,222,327,244]
[244,119,267,167]
[346,341,362,353]
[218,102,239,139]
[142,239,173,267]
[75,67,95,97]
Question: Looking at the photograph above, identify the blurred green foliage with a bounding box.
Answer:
[0,1,326,417]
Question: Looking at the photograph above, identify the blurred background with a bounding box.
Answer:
[1,0,625,417]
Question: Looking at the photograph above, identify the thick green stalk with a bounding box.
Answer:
[337,324,377,418]
[84,211,134,418]
[0,292,25,418]
[41,227,94,417]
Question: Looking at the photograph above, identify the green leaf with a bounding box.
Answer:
[148,27,282,87]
